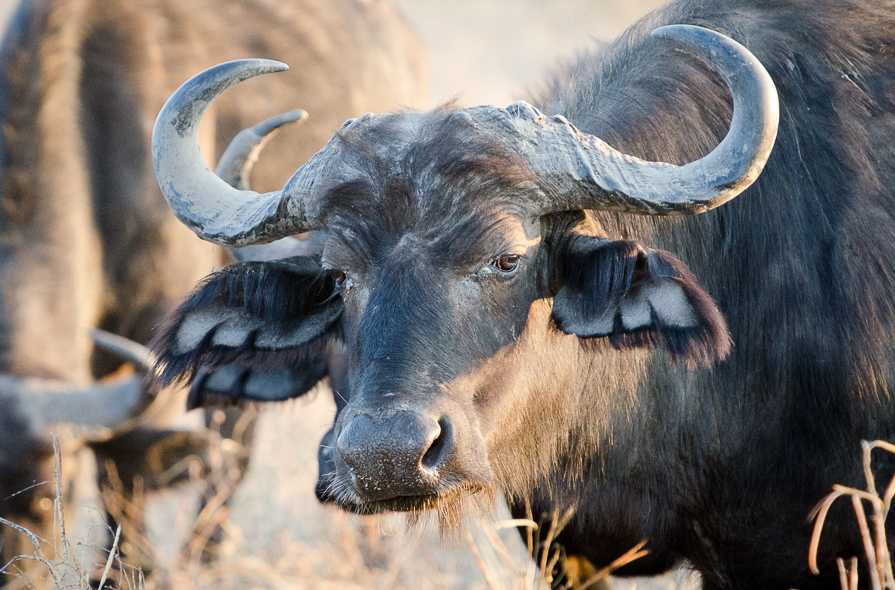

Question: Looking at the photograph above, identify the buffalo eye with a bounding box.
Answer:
[492,254,521,273]
[327,268,348,289]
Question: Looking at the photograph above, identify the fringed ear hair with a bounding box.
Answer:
[186,359,330,409]
[151,256,343,388]
[551,236,730,366]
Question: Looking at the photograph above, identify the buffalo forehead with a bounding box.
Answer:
[324,108,534,207]
[324,202,537,273]
[329,111,432,167]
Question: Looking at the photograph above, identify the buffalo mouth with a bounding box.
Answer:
[335,493,445,515]
[318,482,489,516]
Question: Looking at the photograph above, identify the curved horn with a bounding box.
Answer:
[211,109,322,262]
[90,328,155,371]
[215,109,308,189]
[1,331,163,441]
[498,24,779,215]
[152,60,321,246]
[0,371,145,440]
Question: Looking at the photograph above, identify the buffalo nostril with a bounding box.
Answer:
[420,418,450,471]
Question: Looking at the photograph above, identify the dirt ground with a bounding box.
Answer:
[0,1,705,588]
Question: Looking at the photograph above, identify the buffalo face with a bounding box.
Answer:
[150,25,777,517]
[154,110,732,514]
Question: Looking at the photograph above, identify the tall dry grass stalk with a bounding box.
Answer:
[810,439,895,590]
[465,501,648,590]
[0,435,144,590]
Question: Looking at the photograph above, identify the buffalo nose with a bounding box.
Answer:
[336,412,450,500]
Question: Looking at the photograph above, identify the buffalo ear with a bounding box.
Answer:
[551,237,730,366]
[151,255,342,397]
[185,361,329,409]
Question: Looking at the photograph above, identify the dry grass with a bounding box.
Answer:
[1,390,692,590]
[21,400,895,590]
[0,436,144,590]
[464,503,650,590]
[810,440,895,590]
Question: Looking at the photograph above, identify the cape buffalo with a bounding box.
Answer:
[150,0,895,587]
[0,0,425,584]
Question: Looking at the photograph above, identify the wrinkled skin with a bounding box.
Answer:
[155,0,895,588]
[0,0,426,584]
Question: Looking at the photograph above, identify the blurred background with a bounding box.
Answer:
[0,0,702,588]
[393,0,666,108]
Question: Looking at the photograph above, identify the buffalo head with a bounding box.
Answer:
[149,25,779,517]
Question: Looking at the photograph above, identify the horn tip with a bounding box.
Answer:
[237,58,289,73]
[278,109,309,125]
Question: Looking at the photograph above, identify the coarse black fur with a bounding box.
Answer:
[153,0,895,588]
[520,0,895,587]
